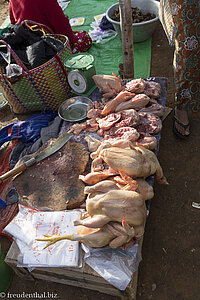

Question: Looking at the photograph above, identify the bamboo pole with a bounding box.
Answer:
[119,0,134,79]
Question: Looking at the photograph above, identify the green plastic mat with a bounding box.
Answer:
[65,0,151,78]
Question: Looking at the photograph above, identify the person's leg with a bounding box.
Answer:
[169,0,200,137]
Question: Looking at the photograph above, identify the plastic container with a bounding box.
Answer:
[106,0,160,42]
[0,244,13,292]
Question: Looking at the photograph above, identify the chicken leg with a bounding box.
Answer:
[37,221,137,249]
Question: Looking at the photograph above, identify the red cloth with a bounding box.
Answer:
[0,140,19,236]
[9,0,76,47]
[0,139,18,203]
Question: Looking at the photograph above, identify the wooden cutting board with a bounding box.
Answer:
[14,141,89,211]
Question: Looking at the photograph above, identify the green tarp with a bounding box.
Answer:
[65,0,151,78]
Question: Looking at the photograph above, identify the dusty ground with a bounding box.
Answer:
[1,1,200,299]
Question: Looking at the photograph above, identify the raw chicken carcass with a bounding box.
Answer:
[68,119,99,135]
[103,126,140,142]
[125,78,146,93]
[98,110,140,141]
[101,90,134,115]
[139,99,164,117]
[84,180,121,194]
[37,221,139,249]
[92,74,123,99]
[99,145,168,184]
[79,169,118,185]
[115,94,150,112]
[84,136,101,153]
[136,112,162,134]
[74,189,147,228]
[84,178,154,201]
[112,176,154,200]
[115,109,140,128]
[144,81,161,98]
[89,136,153,161]
[97,113,121,130]
[133,178,154,200]
[87,108,102,119]
[67,123,83,135]
[91,156,105,172]
[90,140,113,159]
[132,133,157,150]
[84,119,99,132]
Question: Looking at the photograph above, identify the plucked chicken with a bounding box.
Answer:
[125,78,146,93]
[84,177,154,201]
[99,145,168,184]
[37,221,141,249]
[92,74,123,99]
[131,133,157,150]
[102,90,134,115]
[115,94,150,112]
[74,189,147,228]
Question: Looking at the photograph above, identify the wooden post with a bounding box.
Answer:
[119,0,134,79]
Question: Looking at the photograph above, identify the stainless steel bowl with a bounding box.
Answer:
[58,96,93,122]
[106,0,160,43]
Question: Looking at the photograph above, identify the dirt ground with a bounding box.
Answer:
[1,1,200,299]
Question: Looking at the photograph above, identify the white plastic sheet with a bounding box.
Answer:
[3,205,81,268]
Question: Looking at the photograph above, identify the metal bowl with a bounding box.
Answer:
[106,0,160,43]
[58,96,93,122]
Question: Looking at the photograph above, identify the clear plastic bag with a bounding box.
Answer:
[0,46,22,78]
[82,242,142,290]
[89,22,118,44]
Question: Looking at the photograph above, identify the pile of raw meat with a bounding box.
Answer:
[70,75,168,250]
[68,75,164,150]
[39,75,168,250]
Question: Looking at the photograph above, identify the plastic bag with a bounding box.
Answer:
[3,205,82,268]
[0,46,22,77]
[82,242,142,290]
[89,22,118,44]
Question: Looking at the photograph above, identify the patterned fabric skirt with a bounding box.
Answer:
[169,0,200,112]
[71,30,92,54]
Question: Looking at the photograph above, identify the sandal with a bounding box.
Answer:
[173,110,190,139]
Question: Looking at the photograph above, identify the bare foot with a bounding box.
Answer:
[174,108,190,136]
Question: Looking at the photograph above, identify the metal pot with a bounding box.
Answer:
[106,0,160,43]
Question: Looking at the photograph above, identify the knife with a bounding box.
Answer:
[0,132,72,182]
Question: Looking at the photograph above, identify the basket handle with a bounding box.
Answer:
[0,40,29,72]
[21,20,54,35]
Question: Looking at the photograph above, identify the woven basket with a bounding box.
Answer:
[0,20,72,114]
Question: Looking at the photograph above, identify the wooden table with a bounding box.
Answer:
[5,242,139,299]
